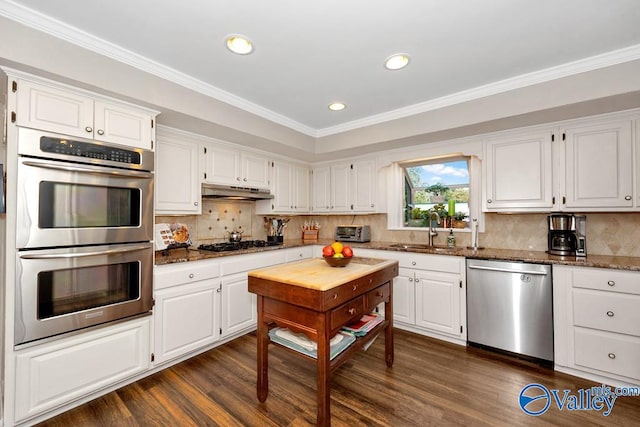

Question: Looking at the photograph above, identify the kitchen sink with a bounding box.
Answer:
[388,243,462,252]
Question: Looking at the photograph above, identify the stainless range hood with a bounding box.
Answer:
[201,183,273,200]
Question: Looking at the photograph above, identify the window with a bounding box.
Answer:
[401,157,470,229]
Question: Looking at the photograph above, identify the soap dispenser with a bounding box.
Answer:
[447,229,456,248]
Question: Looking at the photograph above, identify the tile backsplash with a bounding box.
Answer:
[156,201,640,257]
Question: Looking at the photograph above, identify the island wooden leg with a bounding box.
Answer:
[316,316,331,427]
[256,296,269,402]
[385,281,394,367]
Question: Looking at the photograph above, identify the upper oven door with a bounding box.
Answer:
[17,156,154,249]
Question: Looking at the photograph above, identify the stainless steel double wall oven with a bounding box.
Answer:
[15,128,154,345]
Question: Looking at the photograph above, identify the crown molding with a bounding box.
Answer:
[2,0,640,141]
[0,0,318,137]
[315,43,640,137]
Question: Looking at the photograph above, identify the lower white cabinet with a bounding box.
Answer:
[14,317,151,422]
[554,265,640,386]
[220,273,256,338]
[414,270,462,337]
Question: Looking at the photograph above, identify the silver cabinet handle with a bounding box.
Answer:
[194,201,199,206]
[243,178,247,181]
[608,353,616,359]
[487,199,492,203]
[606,311,614,317]
[607,280,615,287]
[189,273,195,279]
[415,278,419,283]
[625,195,632,200]
[412,261,416,266]
[97,129,105,135]
[409,277,413,282]
[236,177,241,181]
[85,126,93,133]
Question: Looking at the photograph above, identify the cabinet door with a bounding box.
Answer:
[16,79,94,138]
[393,268,416,325]
[312,166,332,212]
[242,153,270,189]
[331,164,351,211]
[221,273,257,337]
[155,135,201,214]
[292,164,310,212]
[484,132,554,211]
[205,145,241,185]
[153,280,220,365]
[351,160,376,212]
[563,120,633,209]
[415,271,461,337]
[94,100,153,149]
[271,161,293,212]
[15,318,150,422]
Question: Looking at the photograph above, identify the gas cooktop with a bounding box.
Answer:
[197,240,282,253]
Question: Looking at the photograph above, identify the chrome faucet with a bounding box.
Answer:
[428,212,440,246]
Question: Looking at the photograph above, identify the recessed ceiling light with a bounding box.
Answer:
[328,102,346,111]
[384,53,410,70]
[226,35,254,55]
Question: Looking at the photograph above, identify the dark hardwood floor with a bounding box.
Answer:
[37,329,640,426]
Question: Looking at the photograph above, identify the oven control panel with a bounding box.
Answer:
[40,136,141,164]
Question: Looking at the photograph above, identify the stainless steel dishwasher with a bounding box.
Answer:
[466,259,553,364]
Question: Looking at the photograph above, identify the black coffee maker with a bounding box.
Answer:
[547,214,587,256]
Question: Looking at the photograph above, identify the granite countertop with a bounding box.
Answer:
[155,239,640,271]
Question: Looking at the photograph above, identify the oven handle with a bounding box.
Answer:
[21,160,153,179]
[19,244,151,259]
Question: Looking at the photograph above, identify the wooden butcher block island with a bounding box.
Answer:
[248,256,399,427]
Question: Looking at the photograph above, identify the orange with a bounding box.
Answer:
[331,241,343,254]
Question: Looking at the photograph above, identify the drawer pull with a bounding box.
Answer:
[352,285,357,291]
[412,261,417,266]
[608,353,616,359]
[189,273,195,279]
[333,294,338,300]
[606,311,614,317]
[409,277,413,282]
[348,308,356,315]
[376,291,384,297]
[607,280,615,287]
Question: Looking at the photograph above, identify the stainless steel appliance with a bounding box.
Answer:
[547,213,586,257]
[202,183,273,200]
[16,128,154,249]
[466,259,553,365]
[15,128,155,345]
[335,225,371,242]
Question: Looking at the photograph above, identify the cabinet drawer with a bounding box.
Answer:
[154,260,220,290]
[331,296,365,331]
[573,290,640,336]
[574,327,640,381]
[367,282,390,308]
[572,267,640,295]
[394,252,462,273]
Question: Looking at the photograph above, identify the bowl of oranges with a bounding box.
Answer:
[322,242,354,267]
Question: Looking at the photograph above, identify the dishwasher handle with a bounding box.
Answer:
[468,265,548,276]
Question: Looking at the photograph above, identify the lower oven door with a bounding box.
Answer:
[15,242,153,345]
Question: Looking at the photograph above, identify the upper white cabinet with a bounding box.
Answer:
[484,131,554,211]
[561,119,633,209]
[13,77,156,149]
[312,158,378,213]
[155,127,201,214]
[256,160,310,214]
[483,113,638,212]
[203,142,270,189]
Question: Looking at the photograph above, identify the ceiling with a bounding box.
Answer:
[2,0,640,141]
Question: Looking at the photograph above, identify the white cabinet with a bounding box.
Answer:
[284,246,314,262]
[203,142,270,189]
[414,270,462,337]
[155,127,201,214]
[14,77,156,149]
[153,261,221,365]
[14,317,151,422]
[483,131,554,211]
[220,273,256,338]
[312,158,378,213]
[393,268,416,325]
[554,265,640,386]
[561,119,633,209]
[257,161,310,213]
[483,115,638,212]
